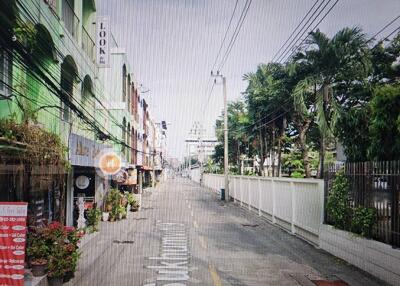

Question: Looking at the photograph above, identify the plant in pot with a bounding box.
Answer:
[117,205,126,220]
[86,207,101,232]
[47,240,69,286]
[42,222,82,284]
[26,228,49,277]
[103,192,113,221]
[122,192,129,207]
[128,193,139,212]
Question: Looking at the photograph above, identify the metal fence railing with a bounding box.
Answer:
[82,26,95,61]
[325,161,400,247]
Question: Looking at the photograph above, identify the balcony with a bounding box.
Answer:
[62,0,79,40]
[82,26,95,61]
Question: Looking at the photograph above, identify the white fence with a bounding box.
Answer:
[202,174,324,245]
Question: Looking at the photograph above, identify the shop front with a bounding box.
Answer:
[66,134,111,227]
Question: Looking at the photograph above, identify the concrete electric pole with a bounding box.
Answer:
[211,71,229,201]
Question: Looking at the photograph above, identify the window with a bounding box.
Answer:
[0,49,12,97]
[122,65,127,102]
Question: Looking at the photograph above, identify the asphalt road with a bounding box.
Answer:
[66,178,386,286]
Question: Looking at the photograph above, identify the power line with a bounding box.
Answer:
[211,0,239,72]
[202,81,216,114]
[14,0,140,140]
[281,0,339,63]
[218,0,253,71]
[277,0,337,63]
[271,0,322,62]
[369,14,400,42]
[199,0,240,121]
[382,25,400,41]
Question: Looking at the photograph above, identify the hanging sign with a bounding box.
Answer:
[96,16,110,67]
[0,202,28,286]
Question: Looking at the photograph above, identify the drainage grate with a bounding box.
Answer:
[311,281,349,286]
[113,240,135,244]
[242,224,259,227]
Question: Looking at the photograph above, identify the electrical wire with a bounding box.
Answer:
[277,0,338,63]
[218,0,253,71]
[0,21,159,156]
[210,0,239,72]
[271,0,322,62]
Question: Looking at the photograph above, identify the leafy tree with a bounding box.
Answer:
[368,84,400,160]
[335,106,371,162]
[293,27,371,177]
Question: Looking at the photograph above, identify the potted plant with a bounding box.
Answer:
[86,207,101,232]
[42,222,82,285]
[127,192,140,212]
[117,205,126,220]
[26,228,49,277]
[122,192,129,207]
[47,240,69,286]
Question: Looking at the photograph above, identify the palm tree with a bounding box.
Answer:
[293,27,371,177]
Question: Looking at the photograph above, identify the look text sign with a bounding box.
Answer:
[96,16,110,67]
[0,202,28,286]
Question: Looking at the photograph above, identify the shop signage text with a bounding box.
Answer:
[0,202,27,286]
[96,16,110,67]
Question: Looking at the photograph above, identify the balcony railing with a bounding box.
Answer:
[82,26,95,62]
[62,0,79,40]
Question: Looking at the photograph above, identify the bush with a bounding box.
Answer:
[326,170,352,230]
[351,207,377,237]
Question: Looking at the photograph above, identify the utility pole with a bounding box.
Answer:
[211,71,229,201]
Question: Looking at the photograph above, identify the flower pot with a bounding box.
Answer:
[131,207,139,212]
[118,213,122,220]
[48,276,64,286]
[106,204,112,212]
[63,271,75,283]
[102,212,109,222]
[31,262,47,277]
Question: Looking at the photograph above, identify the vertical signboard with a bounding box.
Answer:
[0,202,28,286]
[96,16,110,67]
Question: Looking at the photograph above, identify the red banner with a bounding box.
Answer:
[0,202,28,286]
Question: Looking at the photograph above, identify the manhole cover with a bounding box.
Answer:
[312,280,349,286]
[242,224,259,227]
[133,217,148,220]
[113,240,135,244]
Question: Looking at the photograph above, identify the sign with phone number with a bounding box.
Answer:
[0,202,28,286]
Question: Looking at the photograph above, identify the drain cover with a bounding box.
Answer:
[113,240,135,244]
[312,280,349,286]
[242,224,259,227]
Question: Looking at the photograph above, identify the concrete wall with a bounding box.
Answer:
[202,174,324,245]
[320,224,400,286]
[202,173,400,286]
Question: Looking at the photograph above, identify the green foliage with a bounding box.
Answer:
[26,230,50,262]
[86,207,101,232]
[327,170,352,230]
[28,222,82,277]
[106,188,122,220]
[282,151,305,178]
[0,118,68,168]
[368,84,400,160]
[351,207,377,237]
[336,106,371,162]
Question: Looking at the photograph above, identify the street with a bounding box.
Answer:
[66,179,385,286]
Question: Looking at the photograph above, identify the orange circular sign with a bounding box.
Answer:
[98,152,122,175]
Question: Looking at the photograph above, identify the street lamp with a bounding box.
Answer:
[211,70,229,201]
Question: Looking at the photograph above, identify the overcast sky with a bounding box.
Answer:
[98,0,400,160]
